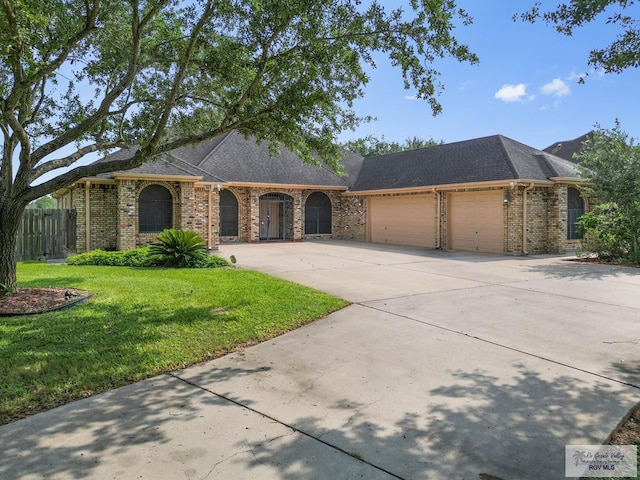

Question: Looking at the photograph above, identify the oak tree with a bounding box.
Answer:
[0,0,478,292]
[342,134,443,157]
[518,1,640,74]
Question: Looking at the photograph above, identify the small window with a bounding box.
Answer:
[139,185,172,233]
[220,189,238,236]
[305,192,332,235]
[567,187,584,240]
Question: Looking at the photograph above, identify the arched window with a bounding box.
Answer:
[220,189,238,236]
[305,192,332,235]
[139,185,172,233]
[567,187,584,240]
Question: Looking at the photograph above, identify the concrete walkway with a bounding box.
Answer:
[1,240,639,479]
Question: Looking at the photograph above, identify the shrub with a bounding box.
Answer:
[67,248,156,267]
[577,204,633,261]
[149,229,208,268]
[184,255,231,268]
[67,234,231,269]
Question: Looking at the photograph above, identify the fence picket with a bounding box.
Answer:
[16,209,77,261]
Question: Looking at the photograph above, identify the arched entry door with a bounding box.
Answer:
[259,193,294,241]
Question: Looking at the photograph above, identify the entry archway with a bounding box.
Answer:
[259,193,294,241]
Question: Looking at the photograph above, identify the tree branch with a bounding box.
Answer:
[143,0,216,154]
[0,0,25,86]
[32,141,129,179]
[30,1,152,164]
[26,148,147,202]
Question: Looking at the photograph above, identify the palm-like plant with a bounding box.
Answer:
[149,229,208,268]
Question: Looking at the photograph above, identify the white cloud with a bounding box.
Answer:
[541,78,570,97]
[404,94,417,101]
[494,84,532,103]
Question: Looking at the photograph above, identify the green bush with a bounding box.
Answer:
[577,204,633,261]
[67,246,230,269]
[67,248,157,267]
[67,230,232,269]
[184,255,231,268]
[149,229,208,268]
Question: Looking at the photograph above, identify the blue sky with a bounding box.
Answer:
[338,0,640,150]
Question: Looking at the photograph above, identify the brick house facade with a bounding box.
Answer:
[55,131,589,255]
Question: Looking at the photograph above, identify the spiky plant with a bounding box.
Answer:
[149,229,208,268]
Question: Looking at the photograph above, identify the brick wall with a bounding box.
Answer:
[89,184,118,250]
[193,186,219,249]
[68,177,587,255]
[117,180,137,250]
[526,187,551,254]
[333,195,367,241]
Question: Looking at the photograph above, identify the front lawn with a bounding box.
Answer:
[0,263,348,425]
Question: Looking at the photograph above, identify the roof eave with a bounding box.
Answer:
[223,181,347,191]
[345,179,554,196]
[550,177,585,184]
[113,172,203,182]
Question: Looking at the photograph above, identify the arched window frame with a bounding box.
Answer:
[138,184,173,233]
[219,189,239,237]
[567,187,584,240]
[305,192,332,235]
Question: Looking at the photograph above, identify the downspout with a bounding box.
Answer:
[85,180,91,252]
[207,186,212,250]
[433,188,440,249]
[522,182,534,255]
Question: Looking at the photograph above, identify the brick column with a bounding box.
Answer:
[250,192,260,242]
[292,190,303,241]
[547,184,567,253]
[178,182,196,231]
[117,180,137,251]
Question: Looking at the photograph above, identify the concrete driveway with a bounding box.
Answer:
[1,240,639,480]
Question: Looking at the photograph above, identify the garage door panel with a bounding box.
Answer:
[370,195,435,248]
[448,191,503,253]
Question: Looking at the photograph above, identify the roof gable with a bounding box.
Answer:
[542,132,593,163]
[99,131,362,188]
[189,130,363,187]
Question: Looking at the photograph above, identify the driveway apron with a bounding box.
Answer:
[1,240,639,480]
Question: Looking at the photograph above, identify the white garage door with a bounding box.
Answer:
[369,194,436,248]
[448,191,504,253]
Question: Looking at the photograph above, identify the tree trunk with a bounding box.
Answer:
[0,205,23,294]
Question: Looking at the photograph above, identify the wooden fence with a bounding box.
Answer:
[16,209,77,261]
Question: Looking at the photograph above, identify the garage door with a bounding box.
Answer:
[448,191,503,253]
[369,194,436,248]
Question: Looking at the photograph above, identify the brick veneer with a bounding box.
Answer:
[62,177,584,256]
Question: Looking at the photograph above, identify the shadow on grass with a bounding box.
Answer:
[0,299,242,425]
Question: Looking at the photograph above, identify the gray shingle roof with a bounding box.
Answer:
[95,148,224,182]
[189,130,363,187]
[98,131,362,188]
[350,135,580,192]
[92,132,579,192]
[542,132,593,163]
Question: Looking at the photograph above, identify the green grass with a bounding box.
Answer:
[0,263,348,425]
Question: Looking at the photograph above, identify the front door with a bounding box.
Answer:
[259,193,293,241]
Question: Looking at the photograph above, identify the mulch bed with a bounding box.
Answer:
[0,288,91,316]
